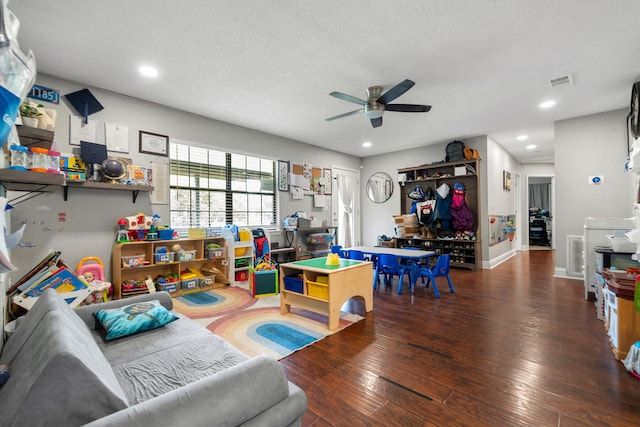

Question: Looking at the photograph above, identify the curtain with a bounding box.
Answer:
[337,173,355,247]
[529,183,550,212]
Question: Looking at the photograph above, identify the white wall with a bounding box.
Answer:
[554,108,634,274]
[484,137,519,265]
[4,74,360,290]
[360,135,489,257]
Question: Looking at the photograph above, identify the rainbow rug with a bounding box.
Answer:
[172,286,364,360]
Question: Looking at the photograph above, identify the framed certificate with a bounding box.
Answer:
[139,131,169,156]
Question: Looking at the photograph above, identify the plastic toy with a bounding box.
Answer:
[76,256,112,304]
[118,212,164,241]
[325,253,340,266]
[146,214,161,240]
[115,218,129,242]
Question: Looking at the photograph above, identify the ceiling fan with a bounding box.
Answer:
[325,79,431,128]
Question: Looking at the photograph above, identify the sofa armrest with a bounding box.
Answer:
[82,355,296,427]
[74,291,173,330]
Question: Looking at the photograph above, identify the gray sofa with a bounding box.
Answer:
[0,289,307,427]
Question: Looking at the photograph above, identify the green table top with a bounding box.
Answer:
[286,257,364,270]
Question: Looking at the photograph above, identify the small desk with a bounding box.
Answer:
[346,246,435,294]
[279,257,373,330]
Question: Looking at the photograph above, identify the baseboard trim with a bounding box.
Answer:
[553,267,583,280]
[482,249,517,269]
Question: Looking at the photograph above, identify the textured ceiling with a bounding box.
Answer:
[9,0,640,162]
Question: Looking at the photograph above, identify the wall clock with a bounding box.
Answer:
[630,82,640,139]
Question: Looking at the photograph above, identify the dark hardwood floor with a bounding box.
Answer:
[280,250,640,426]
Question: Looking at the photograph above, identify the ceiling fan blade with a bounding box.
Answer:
[377,79,415,105]
[370,117,383,128]
[385,104,431,113]
[329,91,367,106]
[325,108,363,121]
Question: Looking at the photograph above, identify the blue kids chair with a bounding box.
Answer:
[348,250,365,260]
[416,254,455,298]
[374,254,412,292]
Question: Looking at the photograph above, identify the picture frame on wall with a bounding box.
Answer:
[278,160,289,191]
[323,168,332,195]
[139,131,169,156]
[503,170,511,192]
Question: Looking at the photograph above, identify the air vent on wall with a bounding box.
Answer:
[550,74,574,87]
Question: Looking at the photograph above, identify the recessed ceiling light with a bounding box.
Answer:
[539,100,556,109]
[526,144,537,150]
[517,135,528,141]
[139,65,158,78]
[362,142,372,148]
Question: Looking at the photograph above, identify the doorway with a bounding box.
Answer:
[528,176,553,249]
[331,166,360,247]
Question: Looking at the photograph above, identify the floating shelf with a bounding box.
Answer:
[64,181,154,202]
[16,125,55,149]
[0,169,64,192]
[0,169,153,203]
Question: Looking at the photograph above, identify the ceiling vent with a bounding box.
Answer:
[550,74,574,87]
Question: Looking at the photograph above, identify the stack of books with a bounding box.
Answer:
[7,250,91,311]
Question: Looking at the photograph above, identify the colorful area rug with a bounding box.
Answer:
[172,286,364,360]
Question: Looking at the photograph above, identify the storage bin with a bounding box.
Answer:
[284,275,304,293]
[157,229,174,240]
[121,255,145,268]
[205,245,224,259]
[200,275,216,287]
[306,280,329,300]
[154,252,174,264]
[304,233,334,245]
[235,270,249,282]
[156,282,177,293]
[178,250,197,261]
[181,278,198,290]
[235,257,250,268]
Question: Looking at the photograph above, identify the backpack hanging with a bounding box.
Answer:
[450,184,473,231]
[451,183,465,208]
[408,184,425,201]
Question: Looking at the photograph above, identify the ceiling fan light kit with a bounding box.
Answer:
[326,79,431,128]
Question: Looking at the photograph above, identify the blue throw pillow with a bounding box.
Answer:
[94,299,178,340]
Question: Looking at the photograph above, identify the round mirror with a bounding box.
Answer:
[366,172,394,203]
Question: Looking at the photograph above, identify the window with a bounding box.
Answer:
[169,142,276,228]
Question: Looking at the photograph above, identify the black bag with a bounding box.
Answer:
[445,140,466,162]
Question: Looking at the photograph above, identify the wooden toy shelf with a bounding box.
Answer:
[112,237,228,299]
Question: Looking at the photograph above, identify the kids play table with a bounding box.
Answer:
[279,257,373,330]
